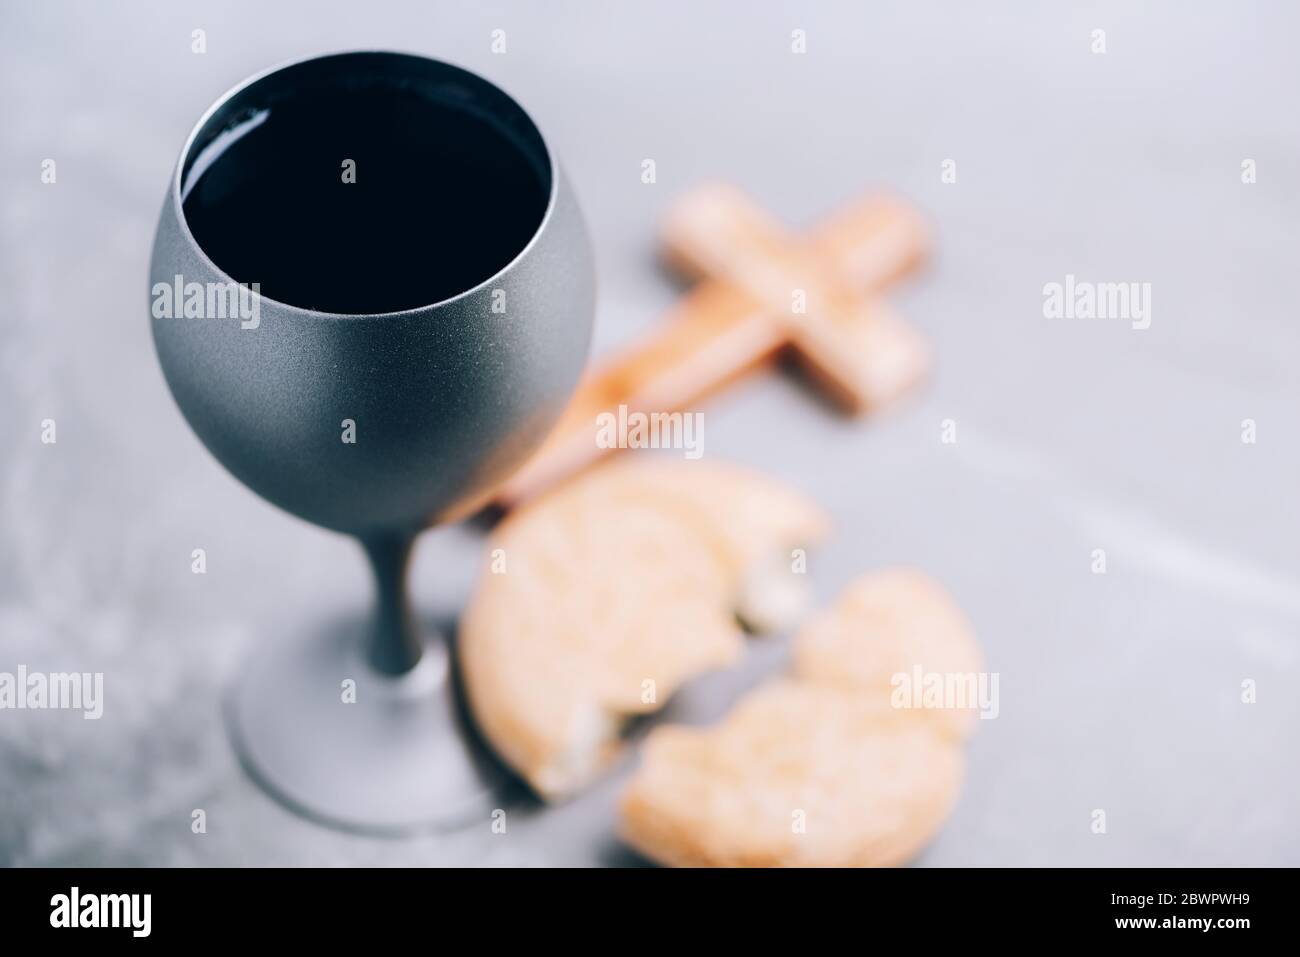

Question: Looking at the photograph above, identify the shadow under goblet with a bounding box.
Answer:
[149,51,594,831]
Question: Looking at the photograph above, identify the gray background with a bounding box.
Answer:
[2,0,1297,866]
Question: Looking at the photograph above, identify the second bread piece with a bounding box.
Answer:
[620,567,983,867]
[619,680,963,867]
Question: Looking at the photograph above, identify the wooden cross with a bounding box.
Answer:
[493,183,931,507]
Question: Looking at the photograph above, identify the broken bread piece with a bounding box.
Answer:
[620,567,983,866]
[459,459,827,800]
[619,680,963,867]
[793,567,984,738]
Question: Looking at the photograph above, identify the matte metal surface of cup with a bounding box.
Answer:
[149,51,595,831]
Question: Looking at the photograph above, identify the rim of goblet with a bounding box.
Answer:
[169,49,560,320]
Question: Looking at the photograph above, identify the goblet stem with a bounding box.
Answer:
[360,531,424,676]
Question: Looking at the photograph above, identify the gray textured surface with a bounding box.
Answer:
[1,0,1297,866]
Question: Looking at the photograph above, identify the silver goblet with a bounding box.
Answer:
[149,51,594,830]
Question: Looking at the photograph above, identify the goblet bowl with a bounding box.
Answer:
[151,51,593,536]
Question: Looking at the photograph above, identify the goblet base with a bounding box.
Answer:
[225,615,504,833]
